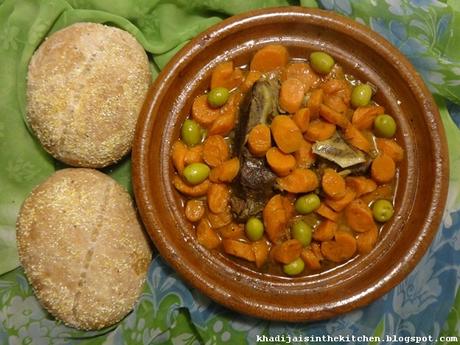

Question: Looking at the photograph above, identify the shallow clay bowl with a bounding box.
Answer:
[132,7,449,321]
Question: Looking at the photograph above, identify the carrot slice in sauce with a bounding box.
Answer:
[345,199,377,233]
[250,44,289,72]
[371,153,396,184]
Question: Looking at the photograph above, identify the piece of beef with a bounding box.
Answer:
[230,78,280,221]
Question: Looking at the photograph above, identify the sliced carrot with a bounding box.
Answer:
[197,218,221,249]
[345,176,377,198]
[276,168,319,193]
[282,62,318,92]
[210,61,232,88]
[208,109,235,136]
[272,239,303,264]
[308,89,324,119]
[210,61,243,90]
[352,105,385,130]
[247,124,271,157]
[304,119,336,141]
[376,138,404,162]
[191,94,220,127]
[207,183,230,214]
[323,94,348,114]
[301,248,322,270]
[222,239,255,262]
[292,108,311,133]
[266,147,296,177]
[325,187,356,212]
[319,103,350,128]
[322,168,347,200]
[263,194,290,243]
[295,139,315,169]
[185,199,205,222]
[184,145,203,165]
[356,226,378,254]
[271,115,303,153]
[322,79,347,94]
[361,184,393,205]
[209,157,240,183]
[171,140,187,174]
[315,203,339,222]
[321,79,351,105]
[202,135,229,167]
[371,153,396,184]
[207,209,232,228]
[252,240,270,268]
[172,175,210,197]
[343,124,371,153]
[311,242,324,260]
[279,78,305,113]
[321,231,357,263]
[216,223,245,239]
[208,92,241,136]
[313,220,337,241]
[250,44,289,72]
[230,69,244,89]
[345,199,377,233]
[241,70,262,93]
[281,194,296,220]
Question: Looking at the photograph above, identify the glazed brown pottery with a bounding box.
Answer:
[132,7,449,321]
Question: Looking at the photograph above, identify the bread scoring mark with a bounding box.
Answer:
[57,43,99,159]
[70,180,113,324]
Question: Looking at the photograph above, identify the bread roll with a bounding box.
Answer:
[16,168,152,330]
[27,23,151,168]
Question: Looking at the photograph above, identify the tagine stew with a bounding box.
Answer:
[170,44,403,276]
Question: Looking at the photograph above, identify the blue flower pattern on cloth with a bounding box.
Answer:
[322,0,460,104]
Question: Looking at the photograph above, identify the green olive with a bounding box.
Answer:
[351,84,373,108]
[283,257,305,276]
[291,220,312,247]
[245,217,264,241]
[374,114,397,138]
[207,87,229,108]
[181,119,202,146]
[372,199,394,222]
[295,193,321,214]
[309,51,335,74]
[183,163,210,185]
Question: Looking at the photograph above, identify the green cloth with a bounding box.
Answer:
[0,0,295,275]
[1,0,460,344]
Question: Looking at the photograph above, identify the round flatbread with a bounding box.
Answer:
[27,22,151,168]
[16,168,152,330]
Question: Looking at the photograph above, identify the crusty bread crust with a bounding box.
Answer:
[16,168,152,330]
[27,23,151,168]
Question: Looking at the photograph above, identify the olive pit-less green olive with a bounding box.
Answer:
[181,119,202,146]
[283,257,305,276]
[295,193,321,214]
[372,199,394,222]
[374,114,397,138]
[183,163,210,185]
[291,220,312,247]
[245,217,264,241]
[207,87,229,108]
[351,83,373,108]
[309,51,335,74]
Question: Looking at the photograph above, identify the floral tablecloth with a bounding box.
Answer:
[0,0,459,344]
